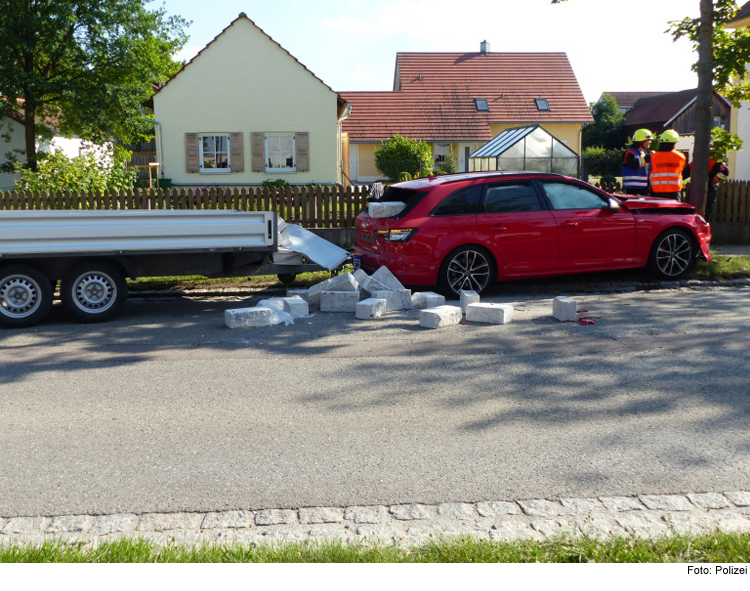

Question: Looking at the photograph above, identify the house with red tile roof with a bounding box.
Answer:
[340,46,592,183]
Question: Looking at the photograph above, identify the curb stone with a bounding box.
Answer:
[2,490,749,548]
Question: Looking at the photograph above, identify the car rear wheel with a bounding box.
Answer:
[0,264,54,328]
[648,229,696,279]
[438,245,495,297]
[61,262,127,323]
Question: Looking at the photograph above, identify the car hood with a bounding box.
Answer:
[614,194,697,214]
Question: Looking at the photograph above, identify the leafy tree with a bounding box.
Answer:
[0,0,188,172]
[374,135,434,182]
[582,94,628,150]
[556,0,750,213]
[13,149,137,193]
[436,147,459,175]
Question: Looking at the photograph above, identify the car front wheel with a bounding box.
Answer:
[438,245,495,297]
[648,229,696,279]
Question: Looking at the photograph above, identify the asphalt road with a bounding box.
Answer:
[1,284,749,518]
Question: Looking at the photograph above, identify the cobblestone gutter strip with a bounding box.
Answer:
[1,491,749,548]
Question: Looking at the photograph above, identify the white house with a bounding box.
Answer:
[149,13,349,187]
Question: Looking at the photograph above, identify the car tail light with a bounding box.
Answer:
[376,228,417,242]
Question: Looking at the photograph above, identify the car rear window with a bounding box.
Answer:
[367,187,428,218]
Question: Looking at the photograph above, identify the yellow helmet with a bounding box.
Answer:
[660,129,680,143]
[633,129,654,142]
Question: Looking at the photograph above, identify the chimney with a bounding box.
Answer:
[480,40,490,54]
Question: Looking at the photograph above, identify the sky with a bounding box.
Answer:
[156,0,701,104]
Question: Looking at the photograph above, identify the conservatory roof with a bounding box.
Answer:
[469,125,577,158]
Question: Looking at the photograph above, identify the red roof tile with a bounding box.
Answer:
[342,52,592,143]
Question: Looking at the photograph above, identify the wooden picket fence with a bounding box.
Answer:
[715,180,750,222]
[0,185,370,229]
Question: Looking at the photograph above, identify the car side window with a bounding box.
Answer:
[483,183,542,213]
[431,186,482,216]
[542,182,608,210]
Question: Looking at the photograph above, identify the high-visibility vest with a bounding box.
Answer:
[650,150,686,192]
[621,148,649,190]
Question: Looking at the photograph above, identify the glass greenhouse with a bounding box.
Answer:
[468,125,579,176]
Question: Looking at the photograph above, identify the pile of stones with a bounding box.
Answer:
[225,268,584,329]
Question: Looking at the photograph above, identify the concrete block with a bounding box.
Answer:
[371,266,405,290]
[225,307,273,329]
[325,272,360,291]
[257,298,286,311]
[553,296,578,322]
[466,302,514,325]
[320,290,360,313]
[282,296,309,318]
[372,289,412,311]
[460,290,480,312]
[353,269,370,286]
[308,278,333,306]
[411,291,446,309]
[419,305,463,329]
[368,202,406,218]
[363,277,392,297]
[356,298,388,319]
[286,289,309,302]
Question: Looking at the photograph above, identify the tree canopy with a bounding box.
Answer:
[0,0,188,171]
[582,93,628,150]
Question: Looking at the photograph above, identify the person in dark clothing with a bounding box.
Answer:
[621,128,653,195]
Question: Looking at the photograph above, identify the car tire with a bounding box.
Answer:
[648,228,696,279]
[438,245,495,298]
[0,264,55,328]
[61,262,127,323]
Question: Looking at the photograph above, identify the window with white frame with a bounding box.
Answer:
[266,133,296,172]
[433,143,450,168]
[199,134,230,172]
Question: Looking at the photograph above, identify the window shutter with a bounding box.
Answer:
[185,133,199,173]
[251,132,265,172]
[296,132,310,172]
[230,132,244,173]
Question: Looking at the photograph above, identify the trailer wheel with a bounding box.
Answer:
[278,273,297,286]
[0,264,54,328]
[61,262,127,323]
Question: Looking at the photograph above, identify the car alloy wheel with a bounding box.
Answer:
[440,246,494,296]
[650,229,695,279]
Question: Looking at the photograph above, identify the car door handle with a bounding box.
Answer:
[563,221,579,227]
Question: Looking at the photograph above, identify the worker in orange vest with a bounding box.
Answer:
[650,130,690,199]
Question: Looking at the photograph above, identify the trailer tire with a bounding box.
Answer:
[61,262,127,323]
[278,273,297,286]
[0,264,54,328]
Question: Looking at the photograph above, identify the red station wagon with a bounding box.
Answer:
[352,172,711,297]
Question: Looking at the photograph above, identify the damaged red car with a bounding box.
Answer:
[352,172,711,297]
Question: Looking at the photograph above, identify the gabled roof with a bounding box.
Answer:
[341,51,592,143]
[726,1,750,27]
[602,92,671,111]
[150,13,347,113]
[624,88,730,128]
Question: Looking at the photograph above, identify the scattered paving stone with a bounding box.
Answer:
[437,503,477,520]
[518,499,566,517]
[390,504,437,521]
[201,510,255,530]
[3,517,49,534]
[299,507,345,524]
[560,498,603,515]
[255,509,298,526]
[344,506,389,524]
[46,515,93,533]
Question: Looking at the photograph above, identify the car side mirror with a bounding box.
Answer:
[606,197,621,211]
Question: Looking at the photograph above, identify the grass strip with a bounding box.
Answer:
[1,532,749,563]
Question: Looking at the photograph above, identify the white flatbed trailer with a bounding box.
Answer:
[0,209,348,328]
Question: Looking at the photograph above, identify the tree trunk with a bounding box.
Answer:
[22,94,38,172]
[688,0,714,215]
